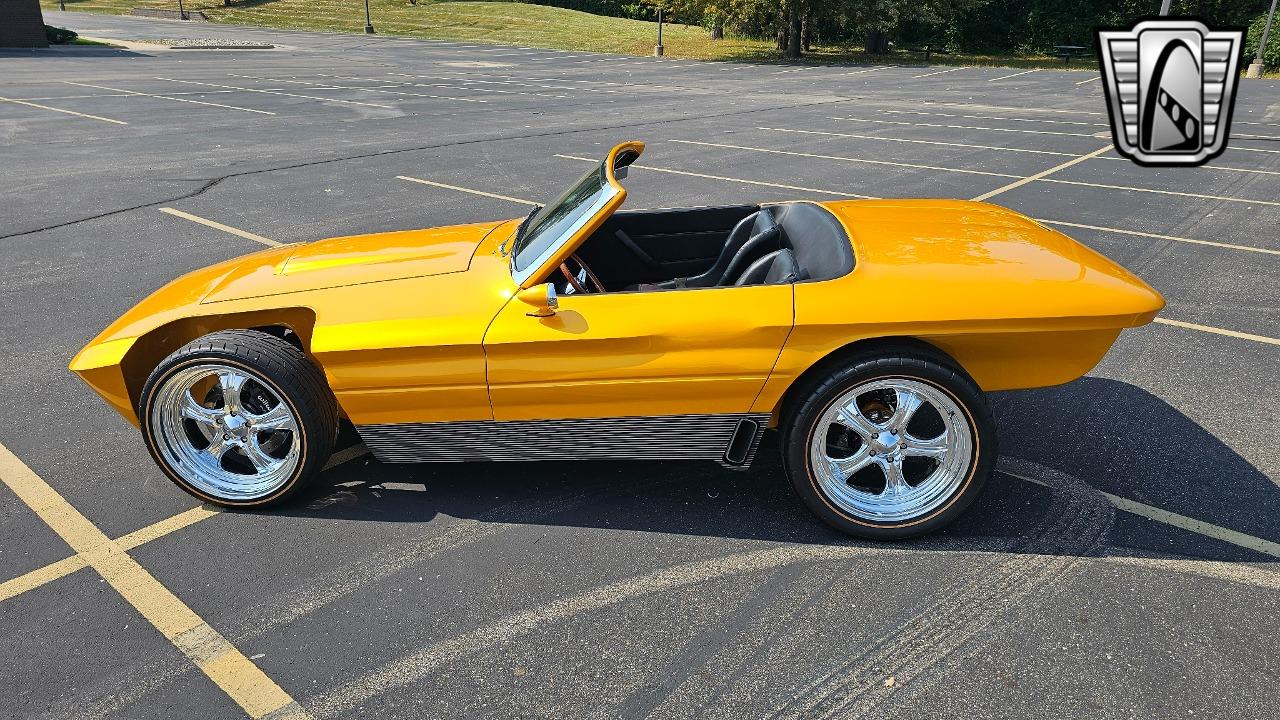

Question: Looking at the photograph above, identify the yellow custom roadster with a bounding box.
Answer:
[71,141,1163,538]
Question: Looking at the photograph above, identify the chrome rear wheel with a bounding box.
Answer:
[808,378,972,523]
[783,349,996,539]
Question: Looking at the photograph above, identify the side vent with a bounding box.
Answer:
[722,417,763,468]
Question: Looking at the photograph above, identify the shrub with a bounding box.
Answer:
[45,25,78,44]
[1245,12,1279,71]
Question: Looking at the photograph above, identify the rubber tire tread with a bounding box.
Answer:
[138,329,337,508]
[781,349,997,540]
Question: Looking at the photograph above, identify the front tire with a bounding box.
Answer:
[782,350,996,539]
[139,330,337,507]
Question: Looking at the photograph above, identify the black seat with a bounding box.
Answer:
[630,208,780,291]
[734,248,804,286]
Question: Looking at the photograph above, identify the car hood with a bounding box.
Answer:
[199,219,510,304]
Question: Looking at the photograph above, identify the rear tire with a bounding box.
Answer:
[781,350,996,539]
[139,330,337,508]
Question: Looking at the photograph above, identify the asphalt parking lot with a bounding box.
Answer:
[2,12,1278,719]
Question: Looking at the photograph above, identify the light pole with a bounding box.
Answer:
[364,0,375,34]
[1247,0,1277,78]
[177,0,188,20]
[654,8,664,56]
[59,0,65,11]
[1158,0,1172,15]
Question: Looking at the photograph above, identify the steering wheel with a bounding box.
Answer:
[558,254,605,294]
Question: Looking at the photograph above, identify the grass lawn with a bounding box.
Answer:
[38,0,1113,69]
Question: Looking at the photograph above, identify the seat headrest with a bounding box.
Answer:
[734,248,801,286]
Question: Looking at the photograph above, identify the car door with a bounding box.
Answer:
[482,284,794,422]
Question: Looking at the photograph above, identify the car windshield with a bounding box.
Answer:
[510,159,617,279]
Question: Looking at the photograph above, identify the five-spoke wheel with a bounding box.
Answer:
[783,348,996,539]
[140,330,337,507]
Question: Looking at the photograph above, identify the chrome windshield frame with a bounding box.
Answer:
[508,171,620,287]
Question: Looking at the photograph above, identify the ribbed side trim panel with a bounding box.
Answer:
[356,414,771,465]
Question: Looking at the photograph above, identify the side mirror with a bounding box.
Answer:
[516,283,558,317]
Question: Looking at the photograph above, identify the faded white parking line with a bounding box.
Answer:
[912,67,964,79]
[840,65,892,75]
[321,73,562,97]
[384,71,589,96]
[1153,318,1280,347]
[396,176,538,205]
[972,145,1112,201]
[0,95,127,124]
[229,74,486,103]
[988,69,1038,82]
[159,208,282,247]
[1076,75,1103,85]
[554,154,875,198]
[1040,178,1280,207]
[671,139,1021,179]
[831,114,1102,138]
[1004,469,1280,558]
[153,77,396,109]
[62,81,275,115]
[1037,219,1280,257]
[883,108,1107,127]
[756,125,1077,157]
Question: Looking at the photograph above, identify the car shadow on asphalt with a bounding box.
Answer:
[261,377,1277,564]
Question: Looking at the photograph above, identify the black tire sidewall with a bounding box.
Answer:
[139,333,334,508]
[783,355,996,540]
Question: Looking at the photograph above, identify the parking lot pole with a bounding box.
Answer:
[1248,0,1276,77]
[177,0,187,21]
[1158,0,1171,14]
[655,8,664,56]
[364,0,375,34]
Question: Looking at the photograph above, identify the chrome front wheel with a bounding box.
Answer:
[140,330,338,507]
[150,363,302,501]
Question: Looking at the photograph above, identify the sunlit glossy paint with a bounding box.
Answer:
[70,142,1163,432]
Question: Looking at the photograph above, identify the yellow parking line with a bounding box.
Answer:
[1004,470,1280,558]
[554,154,876,198]
[0,95,128,125]
[670,139,1021,179]
[1153,318,1280,347]
[0,441,309,719]
[972,145,1112,200]
[396,175,539,205]
[62,81,276,115]
[1,446,368,605]
[0,505,219,602]
[0,554,88,603]
[1037,219,1280,257]
[160,207,282,247]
